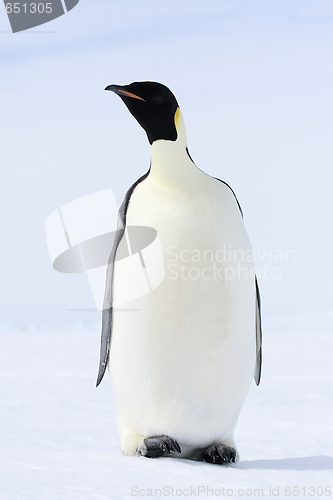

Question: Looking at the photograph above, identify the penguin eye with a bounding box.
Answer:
[152,95,164,105]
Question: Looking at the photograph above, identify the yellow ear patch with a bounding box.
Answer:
[174,107,181,130]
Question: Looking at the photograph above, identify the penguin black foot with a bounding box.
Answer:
[140,435,181,458]
[201,444,236,465]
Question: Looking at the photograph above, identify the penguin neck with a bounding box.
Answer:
[149,108,197,186]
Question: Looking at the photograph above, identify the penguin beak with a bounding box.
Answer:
[105,85,146,102]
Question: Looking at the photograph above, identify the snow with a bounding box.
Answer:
[0,327,332,499]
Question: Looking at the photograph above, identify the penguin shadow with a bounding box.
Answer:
[174,455,333,471]
[236,455,333,471]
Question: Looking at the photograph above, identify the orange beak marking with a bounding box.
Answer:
[116,89,145,101]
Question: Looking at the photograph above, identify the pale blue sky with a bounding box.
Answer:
[0,0,332,329]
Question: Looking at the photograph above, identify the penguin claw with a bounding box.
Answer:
[142,435,181,458]
[201,444,236,465]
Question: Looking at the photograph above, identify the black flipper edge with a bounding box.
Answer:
[96,216,125,387]
[254,275,262,386]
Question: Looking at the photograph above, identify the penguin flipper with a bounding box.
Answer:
[96,215,125,387]
[254,275,262,386]
[96,170,151,387]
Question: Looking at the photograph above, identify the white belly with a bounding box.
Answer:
[109,173,256,453]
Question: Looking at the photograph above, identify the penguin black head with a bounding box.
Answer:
[105,81,179,145]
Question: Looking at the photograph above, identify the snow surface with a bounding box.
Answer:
[0,328,332,499]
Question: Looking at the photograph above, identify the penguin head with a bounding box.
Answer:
[105,81,179,145]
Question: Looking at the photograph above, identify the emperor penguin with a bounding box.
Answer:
[97,81,262,464]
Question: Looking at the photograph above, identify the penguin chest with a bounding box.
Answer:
[109,176,256,442]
